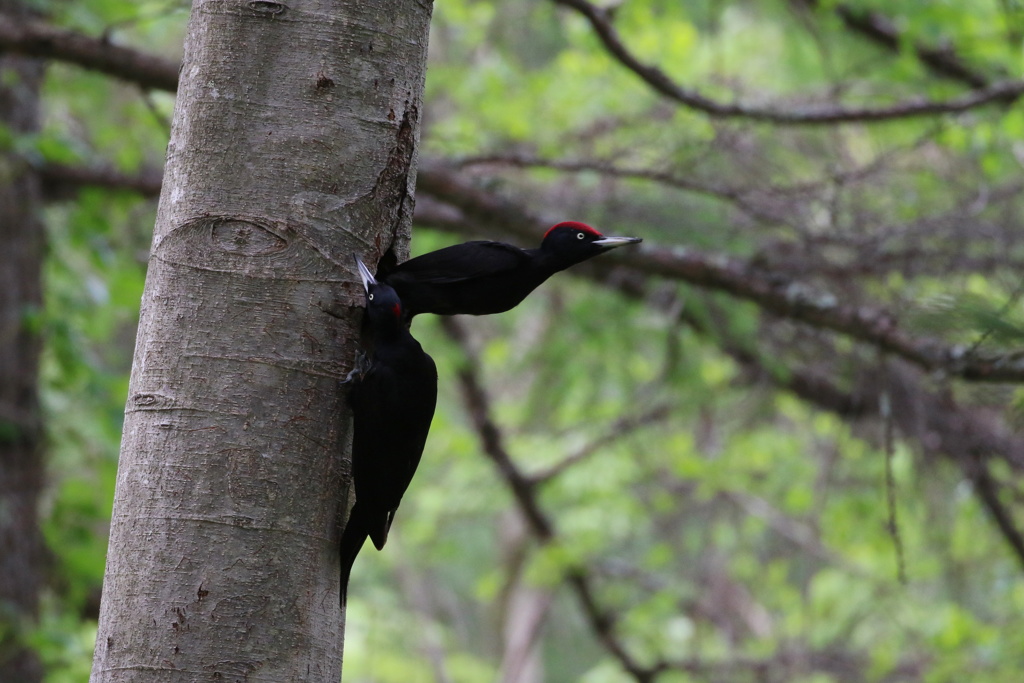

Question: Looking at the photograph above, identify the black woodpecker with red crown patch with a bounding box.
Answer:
[381,221,641,320]
[339,255,438,606]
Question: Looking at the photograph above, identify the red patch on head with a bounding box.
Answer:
[392,302,402,319]
[543,221,602,240]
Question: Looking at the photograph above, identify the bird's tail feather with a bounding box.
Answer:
[368,508,395,551]
[339,503,369,608]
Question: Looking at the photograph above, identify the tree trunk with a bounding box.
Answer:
[90,1,431,680]
[0,1,46,679]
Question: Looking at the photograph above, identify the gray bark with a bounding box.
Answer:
[0,1,45,679]
[90,1,431,681]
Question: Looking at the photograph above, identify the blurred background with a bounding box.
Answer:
[3,0,1024,681]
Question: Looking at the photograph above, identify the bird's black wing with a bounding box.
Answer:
[348,355,435,550]
[347,363,397,549]
[365,352,437,551]
[389,241,532,284]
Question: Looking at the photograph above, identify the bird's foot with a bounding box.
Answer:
[341,351,370,384]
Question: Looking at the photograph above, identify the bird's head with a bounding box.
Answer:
[354,255,405,331]
[540,221,642,265]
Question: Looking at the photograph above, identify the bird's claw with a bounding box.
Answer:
[342,351,370,384]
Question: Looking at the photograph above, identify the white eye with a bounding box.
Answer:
[368,293,374,301]
[576,232,585,240]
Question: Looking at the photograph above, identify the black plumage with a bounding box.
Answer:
[383,221,641,319]
[339,255,438,606]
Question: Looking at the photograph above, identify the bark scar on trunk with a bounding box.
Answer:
[153,214,352,279]
[376,102,418,276]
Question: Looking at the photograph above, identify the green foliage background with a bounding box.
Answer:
[10,0,1024,680]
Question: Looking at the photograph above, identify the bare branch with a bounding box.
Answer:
[0,13,179,91]
[38,162,162,200]
[458,154,749,203]
[441,318,555,543]
[677,306,874,420]
[551,0,1022,124]
[416,162,1024,383]
[455,124,947,233]
[881,362,909,584]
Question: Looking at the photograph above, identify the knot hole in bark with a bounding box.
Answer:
[247,1,287,16]
[209,217,288,256]
[131,392,172,409]
[316,72,335,89]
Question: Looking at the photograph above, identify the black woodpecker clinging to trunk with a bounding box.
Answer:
[339,255,438,606]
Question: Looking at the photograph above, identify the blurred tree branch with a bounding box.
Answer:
[40,158,1024,385]
[443,315,934,682]
[456,153,782,224]
[0,12,178,91]
[0,7,1017,133]
[38,161,163,199]
[528,405,671,485]
[16,2,1024,597]
[551,0,1021,124]
[418,190,1024,570]
[794,0,995,89]
[416,161,1024,383]
[441,316,662,683]
[678,304,1024,570]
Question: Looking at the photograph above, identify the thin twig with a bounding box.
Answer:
[960,454,1024,572]
[879,359,908,584]
[529,405,672,485]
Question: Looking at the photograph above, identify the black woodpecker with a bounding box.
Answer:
[382,221,641,320]
[339,255,438,606]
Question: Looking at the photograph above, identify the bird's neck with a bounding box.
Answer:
[529,247,573,274]
[374,328,423,367]
[374,323,409,346]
